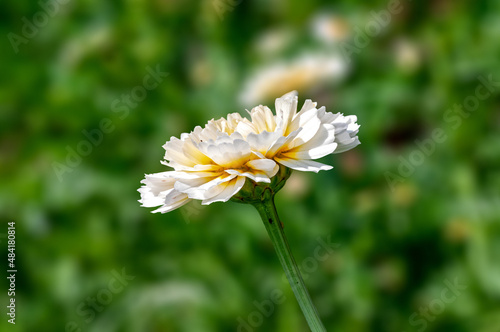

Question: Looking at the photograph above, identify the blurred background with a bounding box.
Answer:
[1,0,500,331]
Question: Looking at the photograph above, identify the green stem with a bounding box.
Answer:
[252,197,326,332]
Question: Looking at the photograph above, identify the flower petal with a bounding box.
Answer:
[197,138,252,168]
[249,105,276,133]
[266,127,302,157]
[180,174,238,200]
[139,172,176,196]
[163,137,198,167]
[225,169,271,183]
[245,158,279,178]
[275,91,298,135]
[246,130,281,155]
[331,115,361,153]
[286,113,322,149]
[224,157,278,184]
[201,176,246,205]
[275,157,333,172]
[333,137,360,153]
[235,118,258,137]
[151,190,191,213]
[281,142,338,160]
[138,187,173,208]
[287,99,318,134]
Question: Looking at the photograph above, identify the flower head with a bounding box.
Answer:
[139,91,360,213]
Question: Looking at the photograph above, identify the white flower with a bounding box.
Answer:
[139,91,360,213]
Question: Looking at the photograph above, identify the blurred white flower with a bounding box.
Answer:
[59,24,112,68]
[310,13,350,44]
[239,53,349,106]
[393,39,422,72]
[253,27,295,56]
[139,91,359,213]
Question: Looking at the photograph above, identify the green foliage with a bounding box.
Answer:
[1,0,499,331]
